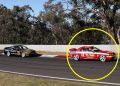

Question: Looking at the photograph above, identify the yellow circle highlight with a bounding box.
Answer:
[66,28,119,81]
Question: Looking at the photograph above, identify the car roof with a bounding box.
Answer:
[80,46,94,49]
[12,45,24,47]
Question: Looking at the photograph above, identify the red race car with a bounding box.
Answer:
[69,46,116,62]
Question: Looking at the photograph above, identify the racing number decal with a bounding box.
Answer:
[89,53,94,59]
[81,53,84,56]
[81,52,90,57]
[81,52,94,59]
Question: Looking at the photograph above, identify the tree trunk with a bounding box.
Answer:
[117,27,120,44]
[52,33,58,45]
[113,27,119,44]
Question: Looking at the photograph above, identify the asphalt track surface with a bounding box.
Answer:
[0,55,120,85]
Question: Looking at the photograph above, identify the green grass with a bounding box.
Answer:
[0,72,108,86]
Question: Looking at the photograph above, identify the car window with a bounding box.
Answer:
[19,46,23,49]
[91,47,100,52]
[22,46,28,49]
[11,47,15,50]
[11,47,14,49]
[14,46,20,50]
[82,48,91,52]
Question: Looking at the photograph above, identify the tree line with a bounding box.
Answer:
[0,0,120,44]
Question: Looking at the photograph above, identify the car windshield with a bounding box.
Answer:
[91,47,100,52]
[22,46,28,49]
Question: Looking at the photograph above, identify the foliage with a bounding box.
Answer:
[0,0,120,44]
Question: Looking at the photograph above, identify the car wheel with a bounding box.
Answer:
[21,52,26,58]
[7,52,11,57]
[73,55,80,61]
[99,55,106,62]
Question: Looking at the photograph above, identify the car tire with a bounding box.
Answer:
[99,55,106,62]
[7,52,11,57]
[21,52,26,58]
[73,55,80,61]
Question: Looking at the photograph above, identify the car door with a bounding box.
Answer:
[80,48,89,59]
[82,48,94,59]
[10,47,16,54]
[15,46,22,55]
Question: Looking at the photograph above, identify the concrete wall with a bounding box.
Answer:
[0,44,120,52]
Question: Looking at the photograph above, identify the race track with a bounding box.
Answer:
[0,55,120,85]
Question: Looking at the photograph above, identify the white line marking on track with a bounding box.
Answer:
[0,70,120,86]
[40,55,57,58]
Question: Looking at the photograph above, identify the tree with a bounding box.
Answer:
[92,0,120,44]
[0,4,13,43]
[64,0,105,44]
[40,0,71,44]
[67,0,120,44]
[11,5,34,43]
[0,0,119,44]
[0,5,34,44]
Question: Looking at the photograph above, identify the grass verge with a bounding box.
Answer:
[0,72,107,86]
